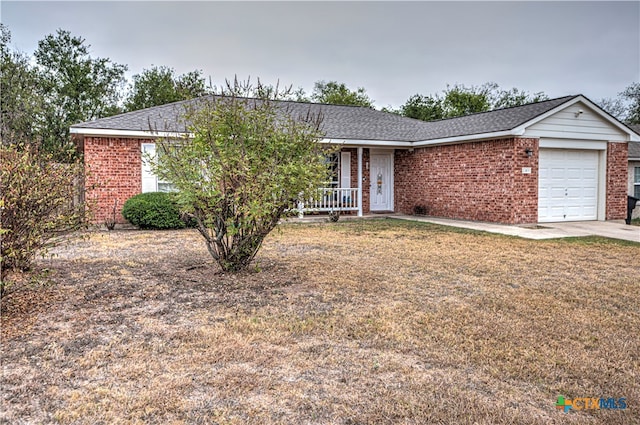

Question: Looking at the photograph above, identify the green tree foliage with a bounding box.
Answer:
[0,144,89,296]
[493,87,549,109]
[621,82,640,124]
[124,66,208,111]
[441,83,494,117]
[0,24,42,147]
[154,80,334,272]
[399,82,549,121]
[399,94,443,122]
[307,80,374,107]
[34,29,127,160]
[598,82,640,124]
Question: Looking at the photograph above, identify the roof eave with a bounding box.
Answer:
[413,129,524,147]
[321,138,413,147]
[70,127,192,139]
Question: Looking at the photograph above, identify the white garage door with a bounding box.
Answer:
[538,149,598,222]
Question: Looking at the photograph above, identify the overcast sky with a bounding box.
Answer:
[2,1,639,109]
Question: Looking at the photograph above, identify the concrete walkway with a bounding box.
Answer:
[393,215,640,243]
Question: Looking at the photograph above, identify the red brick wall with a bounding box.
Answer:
[606,142,628,220]
[83,136,149,223]
[394,138,539,224]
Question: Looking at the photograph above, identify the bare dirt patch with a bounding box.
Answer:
[2,219,639,424]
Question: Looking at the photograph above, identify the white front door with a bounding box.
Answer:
[538,149,599,222]
[370,151,394,211]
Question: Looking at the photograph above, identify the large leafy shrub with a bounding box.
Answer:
[0,144,89,296]
[122,192,188,230]
[154,80,334,272]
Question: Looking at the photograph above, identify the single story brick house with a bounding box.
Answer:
[71,94,639,225]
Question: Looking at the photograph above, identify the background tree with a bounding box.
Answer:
[124,66,209,111]
[399,82,549,121]
[399,94,443,121]
[307,80,374,107]
[154,80,334,272]
[492,87,549,109]
[0,24,42,146]
[621,82,640,124]
[34,29,127,159]
[441,83,494,117]
[597,82,640,124]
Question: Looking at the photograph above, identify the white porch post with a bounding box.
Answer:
[357,147,363,217]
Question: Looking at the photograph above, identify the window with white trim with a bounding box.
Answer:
[324,152,351,188]
[325,153,339,188]
[141,143,175,193]
[634,167,640,198]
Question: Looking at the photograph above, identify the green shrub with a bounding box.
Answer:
[122,192,189,230]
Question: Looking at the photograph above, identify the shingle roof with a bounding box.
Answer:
[627,125,640,159]
[411,96,577,141]
[71,95,580,142]
[72,95,430,142]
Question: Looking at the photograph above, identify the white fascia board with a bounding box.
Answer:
[413,129,521,147]
[320,138,412,147]
[518,95,637,140]
[70,127,193,139]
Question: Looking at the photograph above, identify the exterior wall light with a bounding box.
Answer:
[525,148,533,157]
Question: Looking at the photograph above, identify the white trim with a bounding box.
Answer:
[413,129,521,146]
[539,138,607,150]
[321,138,412,147]
[598,150,606,221]
[70,127,193,139]
[340,152,351,188]
[141,143,157,193]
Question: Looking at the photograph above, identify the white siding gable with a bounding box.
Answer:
[525,101,628,141]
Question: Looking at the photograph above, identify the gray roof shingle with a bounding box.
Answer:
[72,95,430,142]
[411,96,577,141]
[627,125,640,159]
[71,95,580,142]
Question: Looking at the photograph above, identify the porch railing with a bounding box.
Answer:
[297,187,359,216]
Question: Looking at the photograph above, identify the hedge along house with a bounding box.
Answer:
[71,94,638,225]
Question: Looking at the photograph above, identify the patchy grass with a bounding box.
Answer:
[2,219,639,424]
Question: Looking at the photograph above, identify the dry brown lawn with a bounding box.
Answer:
[1,219,639,424]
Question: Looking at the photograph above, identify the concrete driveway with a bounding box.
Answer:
[394,215,640,243]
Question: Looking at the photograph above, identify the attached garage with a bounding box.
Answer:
[538,148,599,222]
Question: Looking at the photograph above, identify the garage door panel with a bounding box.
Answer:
[538,149,599,222]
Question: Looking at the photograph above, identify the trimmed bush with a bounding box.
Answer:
[122,192,188,230]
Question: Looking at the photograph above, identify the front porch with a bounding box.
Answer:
[295,147,396,218]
